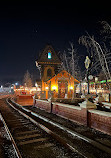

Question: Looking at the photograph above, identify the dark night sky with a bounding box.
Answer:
[0,1,110,85]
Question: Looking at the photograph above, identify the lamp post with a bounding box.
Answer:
[35,82,38,92]
[95,77,98,96]
[85,56,91,94]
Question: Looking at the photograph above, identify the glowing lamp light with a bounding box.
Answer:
[45,87,49,90]
[48,52,51,59]
[38,88,41,91]
[35,83,38,87]
[95,77,98,82]
[52,86,57,90]
[70,86,73,90]
[15,82,18,86]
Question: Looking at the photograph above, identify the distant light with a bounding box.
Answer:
[1,85,3,88]
[37,88,41,91]
[70,86,73,90]
[107,79,111,82]
[90,82,94,84]
[82,82,87,85]
[52,86,57,90]
[48,52,51,59]
[95,77,98,82]
[100,80,106,83]
[35,83,38,87]
[88,75,93,80]
[15,82,18,85]
[45,87,49,90]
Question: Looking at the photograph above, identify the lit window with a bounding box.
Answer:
[48,52,51,59]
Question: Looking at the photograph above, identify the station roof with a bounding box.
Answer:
[36,45,61,65]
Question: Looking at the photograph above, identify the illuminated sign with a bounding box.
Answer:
[48,52,51,59]
[90,82,94,84]
[100,80,106,83]
[107,80,111,82]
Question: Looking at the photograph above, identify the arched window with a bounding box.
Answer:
[47,69,52,77]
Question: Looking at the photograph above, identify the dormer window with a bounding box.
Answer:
[48,52,51,59]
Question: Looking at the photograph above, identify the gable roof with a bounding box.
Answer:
[37,44,61,64]
[47,70,80,83]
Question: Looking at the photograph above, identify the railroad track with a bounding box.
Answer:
[0,98,85,158]
[9,98,111,158]
[1,98,111,158]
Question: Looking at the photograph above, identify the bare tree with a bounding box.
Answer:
[68,42,75,78]
[68,42,82,80]
[23,70,33,88]
[59,43,82,80]
[79,34,111,80]
[100,21,111,38]
[58,50,69,72]
[35,61,41,79]
[59,42,82,98]
[79,21,111,94]
[98,70,106,81]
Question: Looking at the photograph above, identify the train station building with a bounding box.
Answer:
[35,45,79,99]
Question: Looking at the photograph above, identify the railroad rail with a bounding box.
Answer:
[0,113,22,158]
[7,98,111,158]
[0,97,111,158]
[0,98,85,158]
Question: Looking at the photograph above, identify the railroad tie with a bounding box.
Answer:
[20,122,31,126]
[6,119,18,123]
[10,122,31,129]
[9,123,22,126]
[15,133,41,140]
[11,126,26,132]
[7,119,26,123]
[16,130,39,135]
[35,143,54,149]
[18,138,48,145]
[10,124,24,128]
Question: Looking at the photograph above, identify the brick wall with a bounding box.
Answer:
[35,99,111,135]
[35,99,51,112]
[88,110,111,135]
[52,102,87,125]
[35,99,87,125]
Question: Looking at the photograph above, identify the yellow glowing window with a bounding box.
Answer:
[48,52,51,59]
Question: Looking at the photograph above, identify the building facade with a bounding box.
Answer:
[36,45,79,99]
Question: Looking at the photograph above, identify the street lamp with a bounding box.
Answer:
[84,56,91,94]
[95,77,98,96]
[35,82,38,94]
